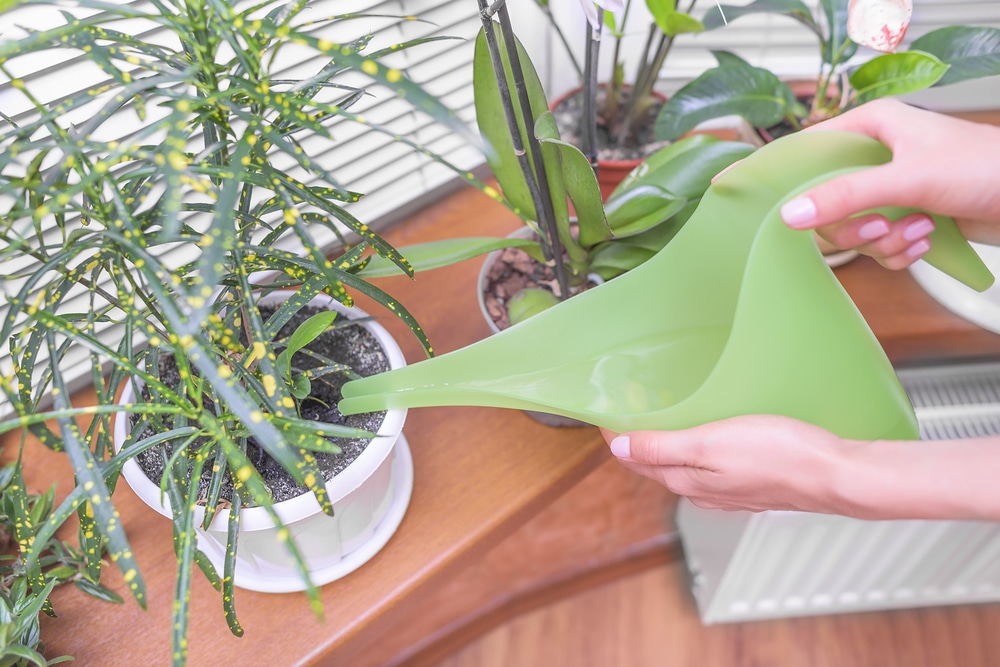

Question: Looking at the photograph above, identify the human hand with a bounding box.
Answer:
[601,415,859,515]
[602,414,1000,521]
[779,98,1000,270]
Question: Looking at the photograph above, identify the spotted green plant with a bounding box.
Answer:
[0,455,119,667]
[0,0,492,664]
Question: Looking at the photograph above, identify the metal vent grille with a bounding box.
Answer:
[898,361,1000,440]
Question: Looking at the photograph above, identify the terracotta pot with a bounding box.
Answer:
[548,84,669,201]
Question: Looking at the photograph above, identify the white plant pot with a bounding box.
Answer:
[114,291,413,593]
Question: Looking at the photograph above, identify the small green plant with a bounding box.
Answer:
[0,456,121,667]
[0,0,486,664]
[654,0,1000,140]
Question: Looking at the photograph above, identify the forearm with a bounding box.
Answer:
[834,437,1000,521]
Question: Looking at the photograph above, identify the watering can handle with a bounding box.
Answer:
[780,167,994,293]
[917,211,994,292]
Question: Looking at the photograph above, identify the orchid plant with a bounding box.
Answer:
[354,0,753,323]
[534,0,706,160]
[654,0,1000,141]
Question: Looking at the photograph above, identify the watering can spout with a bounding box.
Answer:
[339,131,993,439]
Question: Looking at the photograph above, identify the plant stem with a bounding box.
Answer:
[542,5,583,79]
[476,0,571,299]
[582,12,603,171]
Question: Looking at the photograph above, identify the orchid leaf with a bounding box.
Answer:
[473,25,567,226]
[534,111,608,248]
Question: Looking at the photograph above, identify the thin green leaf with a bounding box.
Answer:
[354,237,542,279]
[74,577,125,604]
[223,493,243,637]
[45,335,147,610]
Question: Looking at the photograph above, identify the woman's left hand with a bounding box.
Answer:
[602,415,859,515]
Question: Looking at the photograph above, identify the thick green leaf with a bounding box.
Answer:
[702,0,819,35]
[654,64,792,140]
[911,26,1000,87]
[507,287,560,326]
[588,243,658,279]
[849,51,949,104]
[534,111,608,248]
[613,134,718,194]
[619,139,756,200]
[604,185,687,237]
[473,25,567,225]
[821,0,858,65]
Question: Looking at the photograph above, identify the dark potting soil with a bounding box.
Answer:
[552,87,670,162]
[482,245,598,331]
[132,305,389,505]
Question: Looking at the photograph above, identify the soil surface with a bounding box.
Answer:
[481,244,598,331]
[552,87,670,162]
[132,305,389,505]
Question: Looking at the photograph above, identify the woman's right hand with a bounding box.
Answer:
[779,98,1000,270]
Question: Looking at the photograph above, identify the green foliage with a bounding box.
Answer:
[657,4,1000,140]
[386,18,754,310]
[0,1,488,664]
[0,457,118,666]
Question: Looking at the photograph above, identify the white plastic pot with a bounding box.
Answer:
[114,291,412,593]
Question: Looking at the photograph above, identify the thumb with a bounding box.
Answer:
[607,429,708,468]
[780,162,923,230]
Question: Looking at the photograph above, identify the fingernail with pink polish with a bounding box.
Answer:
[903,216,935,242]
[780,197,818,228]
[609,435,631,459]
[858,219,891,240]
[907,238,932,259]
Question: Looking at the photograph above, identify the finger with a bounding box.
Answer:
[779,161,927,231]
[813,213,891,249]
[875,237,932,270]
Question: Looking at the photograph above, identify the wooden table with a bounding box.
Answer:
[14,176,1000,666]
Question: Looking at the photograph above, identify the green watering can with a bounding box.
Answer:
[339,131,994,440]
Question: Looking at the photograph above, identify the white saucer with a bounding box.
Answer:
[196,433,414,594]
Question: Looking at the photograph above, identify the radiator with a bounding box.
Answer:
[677,359,1000,623]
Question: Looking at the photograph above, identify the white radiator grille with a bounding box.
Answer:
[678,359,1000,623]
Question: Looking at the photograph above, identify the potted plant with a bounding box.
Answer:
[537,0,709,197]
[356,1,754,333]
[653,0,1000,143]
[0,1,480,664]
[0,454,120,665]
